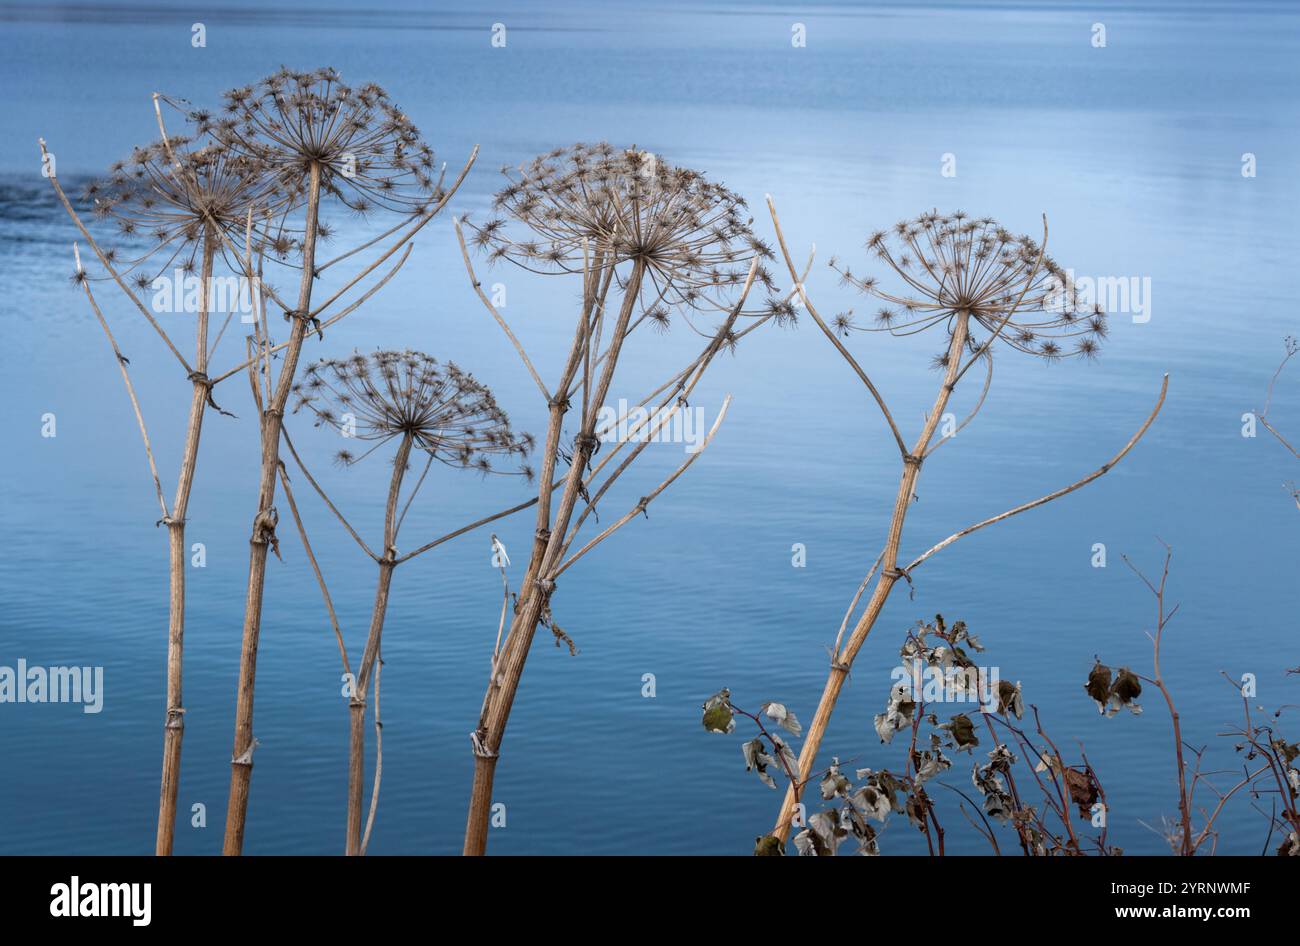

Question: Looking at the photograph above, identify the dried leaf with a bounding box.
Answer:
[1111,668,1142,713]
[761,701,803,737]
[742,737,778,789]
[819,762,851,800]
[996,679,1024,719]
[1086,661,1143,716]
[1063,766,1099,817]
[874,683,916,744]
[1085,661,1112,713]
[701,689,735,734]
[942,713,980,751]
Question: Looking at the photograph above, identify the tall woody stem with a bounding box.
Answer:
[463,260,647,855]
[346,434,411,856]
[771,314,969,838]
[156,224,216,855]
[222,161,323,855]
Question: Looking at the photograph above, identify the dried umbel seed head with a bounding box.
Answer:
[465,142,777,327]
[293,350,534,478]
[82,131,277,279]
[832,211,1108,362]
[211,67,442,224]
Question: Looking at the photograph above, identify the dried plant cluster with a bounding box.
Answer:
[455,143,801,855]
[45,67,479,856]
[832,211,1108,362]
[211,69,443,220]
[707,615,1115,857]
[82,136,279,285]
[294,350,533,474]
[745,198,1168,851]
[712,550,1298,857]
[45,65,1288,859]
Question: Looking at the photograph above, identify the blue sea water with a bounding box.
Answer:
[0,0,1297,855]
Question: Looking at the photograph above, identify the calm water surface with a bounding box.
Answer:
[1,0,1297,854]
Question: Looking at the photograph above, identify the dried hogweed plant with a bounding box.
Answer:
[275,349,531,855]
[455,142,808,855]
[709,616,1116,856]
[748,200,1170,851]
[40,97,292,855]
[44,68,474,854]
[207,67,478,855]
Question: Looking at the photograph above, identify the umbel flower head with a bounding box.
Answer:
[293,350,534,478]
[208,66,442,229]
[464,142,778,330]
[81,131,277,284]
[831,211,1108,362]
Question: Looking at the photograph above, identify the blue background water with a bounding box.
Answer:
[0,0,1296,855]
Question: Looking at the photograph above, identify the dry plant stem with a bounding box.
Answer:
[360,653,383,856]
[555,396,732,576]
[770,313,970,840]
[464,258,648,855]
[209,244,414,387]
[281,428,379,560]
[66,205,215,856]
[157,227,216,856]
[906,376,1168,571]
[905,693,940,856]
[347,434,410,857]
[1078,745,1110,854]
[462,249,759,854]
[73,247,168,521]
[77,261,189,848]
[454,220,550,400]
[1219,678,1300,838]
[45,143,213,852]
[1258,343,1300,460]
[766,198,906,458]
[275,463,349,675]
[1122,545,1193,855]
[1260,417,1299,458]
[989,713,1078,851]
[943,782,1001,854]
[223,161,323,856]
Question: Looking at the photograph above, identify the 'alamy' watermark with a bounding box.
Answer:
[50,877,150,926]
[0,659,103,713]
[890,659,1003,710]
[595,398,709,454]
[151,269,262,323]
[1046,268,1152,323]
